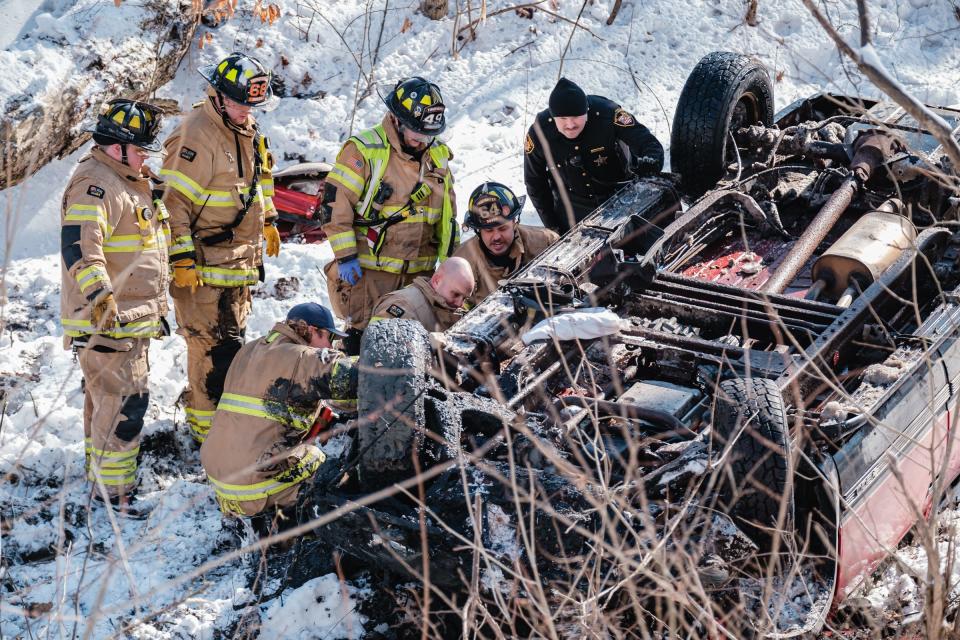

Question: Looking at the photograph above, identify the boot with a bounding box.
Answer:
[92,491,151,520]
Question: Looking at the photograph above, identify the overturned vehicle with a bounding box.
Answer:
[276,52,960,637]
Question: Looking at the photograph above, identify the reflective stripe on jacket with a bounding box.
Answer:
[160,93,276,286]
[199,322,358,516]
[60,147,170,343]
[323,115,459,275]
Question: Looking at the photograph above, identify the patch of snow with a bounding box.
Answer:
[259,574,367,640]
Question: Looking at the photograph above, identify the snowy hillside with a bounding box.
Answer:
[2,0,960,637]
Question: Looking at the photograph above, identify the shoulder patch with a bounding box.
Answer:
[86,185,105,199]
[524,133,534,154]
[387,304,405,318]
[179,147,197,162]
[613,108,636,127]
[352,157,363,170]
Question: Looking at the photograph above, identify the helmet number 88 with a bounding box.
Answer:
[248,80,268,101]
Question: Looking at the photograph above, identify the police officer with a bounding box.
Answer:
[322,76,459,354]
[369,256,474,332]
[201,303,357,518]
[60,99,169,515]
[524,77,664,234]
[160,52,282,444]
[452,182,559,307]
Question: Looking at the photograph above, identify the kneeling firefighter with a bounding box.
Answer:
[200,303,357,518]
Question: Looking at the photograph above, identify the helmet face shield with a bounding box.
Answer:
[89,98,165,152]
[465,182,525,230]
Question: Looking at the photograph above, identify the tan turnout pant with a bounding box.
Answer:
[79,337,150,498]
[172,284,251,443]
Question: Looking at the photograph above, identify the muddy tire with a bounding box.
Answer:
[670,51,774,197]
[712,377,792,546]
[357,319,430,484]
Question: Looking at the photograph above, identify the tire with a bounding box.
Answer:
[670,51,774,198]
[357,319,430,483]
[712,377,792,547]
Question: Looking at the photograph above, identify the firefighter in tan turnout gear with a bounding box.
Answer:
[322,76,459,354]
[161,52,282,444]
[370,256,475,332]
[453,182,559,307]
[60,99,169,514]
[200,303,358,518]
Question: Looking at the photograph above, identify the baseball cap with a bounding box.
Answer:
[286,302,348,337]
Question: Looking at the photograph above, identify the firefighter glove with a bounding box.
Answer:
[337,257,362,286]
[264,223,281,257]
[173,258,203,293]
[91,293,118,330]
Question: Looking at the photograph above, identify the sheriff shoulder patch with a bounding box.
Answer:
[86,185,104,199]
[179,147,197,162]
[387,304,405,318]
[613,109,636,127]
[524,133,534,154]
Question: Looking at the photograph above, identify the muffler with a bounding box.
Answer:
[808,200,916,304]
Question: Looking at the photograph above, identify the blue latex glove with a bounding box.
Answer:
[337,257,362,286]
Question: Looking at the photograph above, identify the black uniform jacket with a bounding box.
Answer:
[523,95,664,233]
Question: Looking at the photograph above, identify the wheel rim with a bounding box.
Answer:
[723,94,761,166]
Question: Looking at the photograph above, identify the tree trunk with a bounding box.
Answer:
[0,0,201,190]
[421,0,449,20]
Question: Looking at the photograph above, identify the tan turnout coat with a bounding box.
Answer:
[370,276,463,332]
[60,147,170,344]
[160,94,277,288]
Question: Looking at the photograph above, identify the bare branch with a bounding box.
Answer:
[801,0,960,171]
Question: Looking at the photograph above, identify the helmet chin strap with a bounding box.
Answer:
[213,89,248,133]
[120,144,129,166]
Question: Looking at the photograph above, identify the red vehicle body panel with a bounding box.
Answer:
[836,409,956,600]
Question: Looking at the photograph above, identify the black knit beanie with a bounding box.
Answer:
[548,78,588,117]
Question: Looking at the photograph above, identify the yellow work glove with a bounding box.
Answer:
[264,223,281,258]
[91,292,118,330]
[172,258,203,293]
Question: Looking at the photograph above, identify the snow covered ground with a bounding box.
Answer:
[2,0,959,637]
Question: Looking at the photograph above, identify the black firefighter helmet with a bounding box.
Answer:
[465,182,525,230]
[199,52,274,107]
[383,77,447,136]
[88,98,164,152]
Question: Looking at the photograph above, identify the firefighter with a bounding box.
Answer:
[200,303,357,518]
[60,98,169,515]
[322,76,459,355]
[160,52,282,444]
[369,256,474,332]
[452,182,559,306]
[524,77,664,234]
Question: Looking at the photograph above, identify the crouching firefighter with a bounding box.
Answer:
[321,76,459,355]
[200,303,358,519]
[60,98,170,515]
[160,52,282,444]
